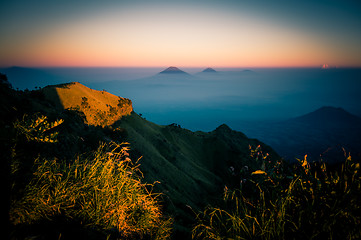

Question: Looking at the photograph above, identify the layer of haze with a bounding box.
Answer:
[3,67,361,132]
[1,0,361,68]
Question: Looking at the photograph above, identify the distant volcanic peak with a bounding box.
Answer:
[202,67,217,73]
[308,106,351,118]
[293,106,361,125]
[159,66,188,74]
[318,106,345,112]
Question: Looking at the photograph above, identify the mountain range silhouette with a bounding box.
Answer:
[159,66,188,74]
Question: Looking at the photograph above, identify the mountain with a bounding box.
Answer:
[288,106,361,128]
[116,114,277,235]
[159,66,189,74]
[40,82,132,126]
[202,67,217,73]
[1,81,277,238]
[239,106,361,163]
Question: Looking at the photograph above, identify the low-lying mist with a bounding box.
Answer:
[3,66,361,161]
[87,68,361,132]
[3,67,361,131]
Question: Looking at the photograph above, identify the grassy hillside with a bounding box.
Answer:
[115,113,276,236]
[1,80,277,239]
[2,72,360,240]
[10,79,360,239]
[193,152,361,240]
[42,82,132,126]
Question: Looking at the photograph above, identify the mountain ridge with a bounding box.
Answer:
[202,67,217,73]
[0,80,278,238]
[159,66,189,74]
[288,106,361,127]
[41,82,132,126]
[238,106,361,163]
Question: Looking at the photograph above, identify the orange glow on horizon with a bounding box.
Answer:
[1,4,360,68]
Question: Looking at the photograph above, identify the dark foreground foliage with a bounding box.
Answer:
[2,75,360,239]
[10,141,172,240]
[193,146,361,239]
[3,101,172,239]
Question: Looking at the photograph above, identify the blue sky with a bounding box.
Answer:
[1,0,360,67]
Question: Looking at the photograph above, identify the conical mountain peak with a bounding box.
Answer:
[290,106,361,127]
[159,66,188,74]
[202,67,217,73]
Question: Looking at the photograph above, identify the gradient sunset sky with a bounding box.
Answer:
[1,0,360,68]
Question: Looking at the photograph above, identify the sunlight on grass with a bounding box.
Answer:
[10,142,172,239]
[13,114,64,143]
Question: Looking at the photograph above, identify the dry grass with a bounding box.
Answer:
[42,82,132,126]
[10,142,172,239]
[192,147,361,240]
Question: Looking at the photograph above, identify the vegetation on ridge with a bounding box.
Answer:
[41,82,133,126]
[1,75,360,239]
[193,146,361,239]
[1,78,171,239]
[9,114,172,239]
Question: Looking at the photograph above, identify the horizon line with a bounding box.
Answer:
[2,65,361,69]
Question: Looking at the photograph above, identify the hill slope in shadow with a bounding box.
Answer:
[239,106,361,163]
[115,113,276,232]
[1,81,277,238]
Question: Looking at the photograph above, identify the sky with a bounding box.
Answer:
[1,0,361,68]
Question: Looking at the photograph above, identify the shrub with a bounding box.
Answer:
[193,146,361,240]
[10,142,172,239]
[81,97,89,109]
[13,114,64,143]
